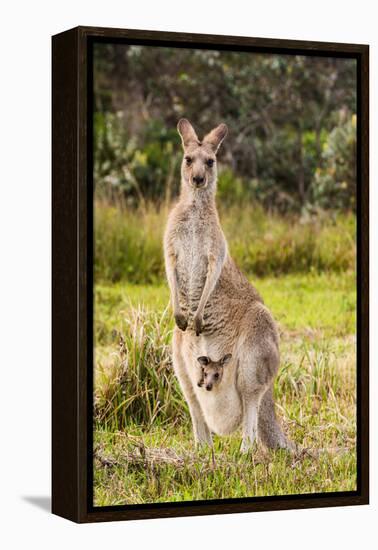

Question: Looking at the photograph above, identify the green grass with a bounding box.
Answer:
[94,272,356,505]
[94,426,356,505]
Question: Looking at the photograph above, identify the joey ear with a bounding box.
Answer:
[177,119,199,148]
[221,353,232,366]
[203,123,228,153]
[197,356,210,366]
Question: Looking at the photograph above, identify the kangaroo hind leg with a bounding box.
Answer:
[258,385,294,451]
[240,389,265,453]
[237,349,269,453]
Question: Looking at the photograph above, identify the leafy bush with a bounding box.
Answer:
[94,113,181,206]
[217,168,246,205]
[311,112,357,211]
[94,45,357,212]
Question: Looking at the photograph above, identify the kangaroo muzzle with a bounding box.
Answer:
[192,175,206,188]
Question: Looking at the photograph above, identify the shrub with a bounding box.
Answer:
[311,111,357,211]
[94,113,181,206]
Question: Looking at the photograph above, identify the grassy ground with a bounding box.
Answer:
[94,272,356,506]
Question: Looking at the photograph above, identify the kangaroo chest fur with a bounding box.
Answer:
[174,204,219,315]
[171,202,243,435]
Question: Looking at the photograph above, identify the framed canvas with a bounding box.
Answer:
[52,26,369,523]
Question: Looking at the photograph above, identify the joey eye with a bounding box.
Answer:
[206,159,214,168]
[185,156,192,165]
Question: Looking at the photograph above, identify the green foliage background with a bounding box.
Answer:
[94,44,357,213]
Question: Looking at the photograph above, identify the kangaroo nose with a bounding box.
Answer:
[206,384,212,391]
[193,176,204,186]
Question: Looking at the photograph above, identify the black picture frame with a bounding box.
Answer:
[52,25,369,523]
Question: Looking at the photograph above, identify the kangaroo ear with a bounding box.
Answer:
[197,356,210,366]
[221,353,232,366]
[203,123,228,153]
[177,119,199,148]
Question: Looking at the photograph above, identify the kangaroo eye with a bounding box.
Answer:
[214,373,219,379]
[185,156,192,165]
[206,159,214,167]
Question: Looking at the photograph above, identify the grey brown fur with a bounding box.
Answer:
[164,119,293,452]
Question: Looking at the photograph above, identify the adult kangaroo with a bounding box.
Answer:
[164,119,293,452]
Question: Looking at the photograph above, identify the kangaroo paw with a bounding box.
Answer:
[194,314,203,336]
[174,313,188,331]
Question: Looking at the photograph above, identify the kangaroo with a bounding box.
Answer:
[164,119,293,452]
[196,354,232,391]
